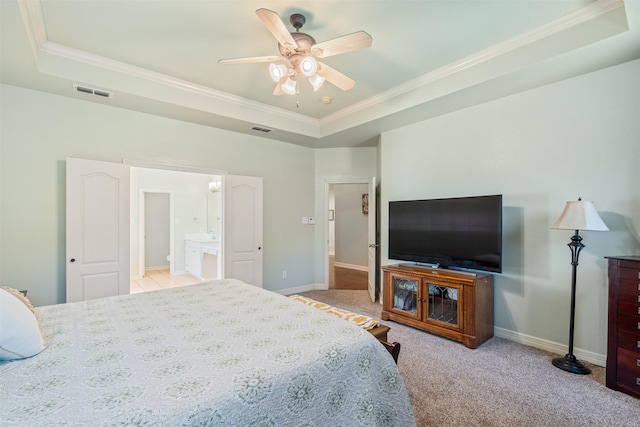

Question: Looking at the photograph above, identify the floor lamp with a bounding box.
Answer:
[551,198,608,374]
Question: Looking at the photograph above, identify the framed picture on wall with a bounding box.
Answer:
[362,194,369,215]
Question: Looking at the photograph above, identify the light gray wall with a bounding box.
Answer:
[380,59,640,364]
[0,84,316,306]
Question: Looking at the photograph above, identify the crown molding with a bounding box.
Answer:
[17,0,47,58]
[39,41,318,127]
[17,0,628,139]
[320,0,626,127]
[18,0,318,130]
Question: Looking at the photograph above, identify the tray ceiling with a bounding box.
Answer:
[1,0,639,148]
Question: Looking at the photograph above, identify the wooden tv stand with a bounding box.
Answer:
[381,264,494,349]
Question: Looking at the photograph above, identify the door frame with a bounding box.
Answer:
[138,189,175,277]
[124,159,227,281]
[323,178,377,291]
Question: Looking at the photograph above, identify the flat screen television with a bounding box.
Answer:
[388,194,502,273]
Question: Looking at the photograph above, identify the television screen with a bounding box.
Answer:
[388,195,502,273]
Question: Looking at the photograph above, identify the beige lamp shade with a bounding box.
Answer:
[551,200,609,231]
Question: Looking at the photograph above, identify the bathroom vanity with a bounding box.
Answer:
[184,234,221,281]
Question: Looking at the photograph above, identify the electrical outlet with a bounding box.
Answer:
[282,271,287,279]
[308,217,315,224]
[302,217,309,224]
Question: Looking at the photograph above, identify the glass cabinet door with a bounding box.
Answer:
[391,275,420,318]
[426,283,461,328]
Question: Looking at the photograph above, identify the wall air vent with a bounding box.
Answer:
[251,126,272,133]
[73,84,113,99]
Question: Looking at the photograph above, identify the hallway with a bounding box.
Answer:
[329,255,368,290]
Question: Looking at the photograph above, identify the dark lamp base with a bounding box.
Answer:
[552,354,591,375]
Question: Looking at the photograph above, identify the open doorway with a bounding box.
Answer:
[131,190,196,293]
[328,183,369,290]
[129,166,224,293]
[66,158,264,300]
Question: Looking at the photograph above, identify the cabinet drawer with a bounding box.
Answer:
[618,330,640,352]
[619,300,640,316]
[619,267,640,280]
[619,279,640,303]
[617,347,640,394]
[618,313,640,336]
[619,279,640,315]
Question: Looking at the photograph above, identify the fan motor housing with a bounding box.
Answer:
[278,32,316,58]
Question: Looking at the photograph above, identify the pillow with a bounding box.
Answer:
[1,286,34,312]
[0,288,44,361]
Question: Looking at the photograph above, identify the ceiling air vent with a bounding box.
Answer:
[251,126,272,133]
[73,84,113,99]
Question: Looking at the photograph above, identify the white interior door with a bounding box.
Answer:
[367,177,377,302]
[66,158,130,302]
[224,175,263,287]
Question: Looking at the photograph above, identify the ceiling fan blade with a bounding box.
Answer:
[256,8,298,49]
[317,62,355,91]
[218,55,281,65]
[312,31,372,58]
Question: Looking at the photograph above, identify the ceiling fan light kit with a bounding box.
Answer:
[299,56,318,77]
[218,8,372,102]
[308,74,325,91]
[281,77,298,95]
[269,63,288,83]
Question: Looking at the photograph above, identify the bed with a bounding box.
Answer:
[0,279,415,426]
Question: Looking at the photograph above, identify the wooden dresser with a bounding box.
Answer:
[606,256,640,398]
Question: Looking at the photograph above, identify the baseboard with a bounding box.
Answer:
[333,262,367,272]
[273,283,328,296]
[145,265,170,271]
[494,326,606,367]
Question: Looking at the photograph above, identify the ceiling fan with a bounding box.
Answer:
[218,8,372,97]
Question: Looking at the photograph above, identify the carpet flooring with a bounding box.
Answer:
[297,289,640,427]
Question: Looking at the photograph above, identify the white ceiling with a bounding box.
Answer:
[2,0,639,148]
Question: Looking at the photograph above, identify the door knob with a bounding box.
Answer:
[70,258,76,263]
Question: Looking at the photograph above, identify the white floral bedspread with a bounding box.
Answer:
[0,279,415,426]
